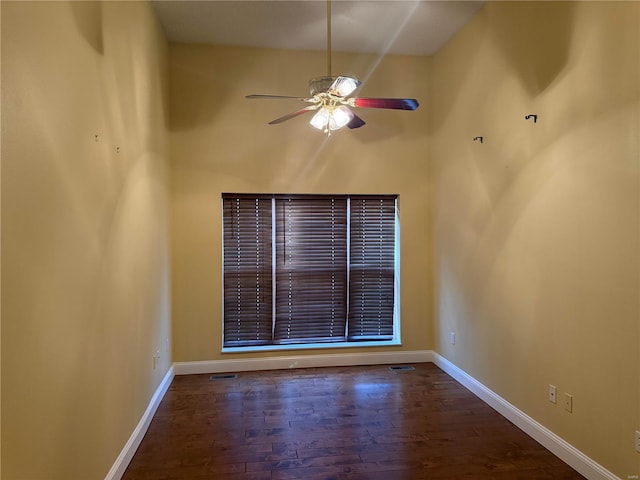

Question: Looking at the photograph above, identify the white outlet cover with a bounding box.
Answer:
[549,385,557,404]
[635,430,640,453]
[563,393,573,413]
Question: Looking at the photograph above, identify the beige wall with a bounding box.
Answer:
[1,2,171,479]
[169,44,432,362]
[429,2,639,477]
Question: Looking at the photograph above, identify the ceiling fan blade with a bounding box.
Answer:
[268,105,319,125]
[246,94,312,101]
[347,113,366,129]
[353,98,419,111]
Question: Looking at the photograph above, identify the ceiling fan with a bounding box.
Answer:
[246,0,419,135]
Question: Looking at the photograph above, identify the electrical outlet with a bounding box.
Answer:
[449,332,456,345]
[635,430,640,453]
[564,393,573,413]
[548,385,557,404]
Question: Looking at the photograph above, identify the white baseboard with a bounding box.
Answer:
[432,353,620,480]
[105,366,175,480]
[173,349,433,375]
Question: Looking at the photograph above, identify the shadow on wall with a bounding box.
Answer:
[168,45,313,133]
[427,2,575,136]
[489,1,575,97]
[69,1,104,55]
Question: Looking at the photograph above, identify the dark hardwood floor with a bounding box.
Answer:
[123,363,585,480]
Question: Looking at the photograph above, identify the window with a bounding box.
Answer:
[222,194,399,350]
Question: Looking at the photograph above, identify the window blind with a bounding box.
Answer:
[222,193,397,348]
[274,196,348,343]
[348,196,396,340]
[222,195,273,346]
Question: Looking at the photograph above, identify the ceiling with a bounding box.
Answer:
[152,1,484,57]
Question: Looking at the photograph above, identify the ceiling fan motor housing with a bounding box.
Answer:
[309,76,340,95]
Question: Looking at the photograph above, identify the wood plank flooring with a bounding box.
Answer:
[123,363,585,480]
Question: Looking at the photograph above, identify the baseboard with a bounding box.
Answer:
[104,366,175,480]
[432,353,620,480]
[173,349,433,375]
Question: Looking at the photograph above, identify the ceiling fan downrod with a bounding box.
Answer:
[326,0,332,77]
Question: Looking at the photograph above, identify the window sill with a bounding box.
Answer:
[222,338,402,354]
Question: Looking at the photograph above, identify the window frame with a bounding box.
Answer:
[221,194,401,353]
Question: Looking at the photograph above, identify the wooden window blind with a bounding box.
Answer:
[347,196,396,340]
[274,196,348,343]
[222,194,397,348]
[222,195,273,346]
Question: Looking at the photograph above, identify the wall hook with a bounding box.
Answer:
[116,146,120,154]
[525,114,538,123]
[94,134,99,142]
[473,136,484,144]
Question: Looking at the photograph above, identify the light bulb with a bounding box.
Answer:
[329,106,353,130]
[310,107,330,130]
[332,77,359,97]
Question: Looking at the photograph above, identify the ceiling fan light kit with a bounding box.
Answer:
[246,1,419,135]
[310,103,353,132]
